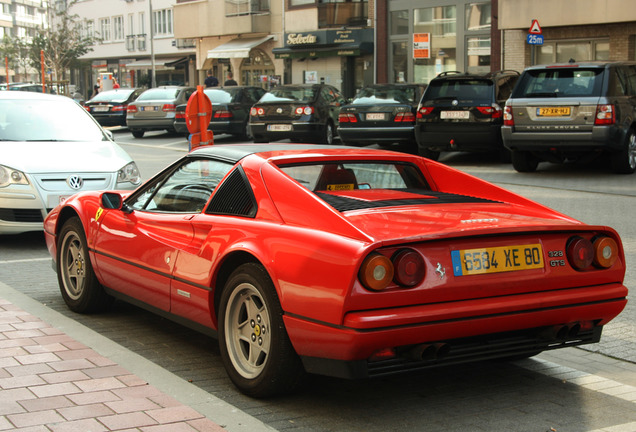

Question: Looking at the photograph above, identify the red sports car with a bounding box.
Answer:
[43,144,628,397]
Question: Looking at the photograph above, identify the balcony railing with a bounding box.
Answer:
[225,0,269,17]
[318,1,368,29]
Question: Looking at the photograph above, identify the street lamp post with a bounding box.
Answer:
[149,0,156,87]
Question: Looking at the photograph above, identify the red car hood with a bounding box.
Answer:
[333,189,580,244]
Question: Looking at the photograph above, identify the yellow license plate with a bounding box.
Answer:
[451,244,544,276]
[537,107,571,116]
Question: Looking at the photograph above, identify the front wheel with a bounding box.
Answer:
[57,217,113,313]
[610,130,636,174]
[218,263,304,397]
[131,130,144,138]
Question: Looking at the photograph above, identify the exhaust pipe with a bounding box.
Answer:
[408,343,451,361]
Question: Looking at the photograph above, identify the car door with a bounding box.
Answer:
[91,158,227,311]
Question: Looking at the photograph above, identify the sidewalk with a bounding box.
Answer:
[0,281,274,432]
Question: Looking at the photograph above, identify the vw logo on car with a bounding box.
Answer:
[67,175,84,190]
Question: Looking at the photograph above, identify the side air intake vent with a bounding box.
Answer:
[206,166,257,217]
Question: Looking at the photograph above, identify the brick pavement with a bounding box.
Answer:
[0,289,274,432]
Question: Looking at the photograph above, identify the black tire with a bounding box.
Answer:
[320,121,334,145]
[418,147,440,161]
[252,135,269,143]
[57,217,113,313]
[610,130,636,174]
[511,150,539,172]
[218,263,305,397]
[131,130,145,138]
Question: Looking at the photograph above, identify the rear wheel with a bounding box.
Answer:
[57,217,113,313]
[218,263,304,397]
[419,147,440,161]
[320,121,334,145]
[131,130,144,138]
[610,130,636,174]
[511,150,539,172]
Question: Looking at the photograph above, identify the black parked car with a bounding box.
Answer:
[338,84,427,151]
[502,61,636,173]
[84,88,143,127]
[249,84,346,144]
[415,70,519,160]
[174,86,266,139]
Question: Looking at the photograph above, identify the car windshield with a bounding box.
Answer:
[204,88,238,104]
[90,89,135,103]
[513,68,603,98]
[426,79,493,101]
[0,98,106,142]
[136,88,180,101]
[279,161,429,191]
[260,87,317,103]
[352,86,418,104]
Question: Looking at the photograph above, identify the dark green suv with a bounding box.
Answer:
[502,61,636,174]
[415,70,520,161]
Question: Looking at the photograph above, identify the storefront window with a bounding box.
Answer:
[465,2,490,31]
[392,41,407,83]
[537,40,610,64]
[290,0,314,6]
[240,49,275,89]
[413,6,457,83]
[466,36,490,73]
[390,10,408,35]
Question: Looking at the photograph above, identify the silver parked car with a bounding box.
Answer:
[502,61,636,173]
[0,91,141,235]
[126,86,196,138]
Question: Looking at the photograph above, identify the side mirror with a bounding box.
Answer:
[101,192,133,214]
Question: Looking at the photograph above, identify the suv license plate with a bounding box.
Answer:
[451,243,544,276]
[537,107,571,116]
[267,124,292,131]
[440,111,469,119]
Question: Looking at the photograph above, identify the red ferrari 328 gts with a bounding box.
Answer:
[44,144,628,397]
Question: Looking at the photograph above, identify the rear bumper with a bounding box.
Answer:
[501,125,622,152]
[338,125,414,144]
[416,122,502,151]
[250,122,324,141]
[126,117,175,131]
[285,283,627,379]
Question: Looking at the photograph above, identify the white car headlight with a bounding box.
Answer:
[117,162,141,186]
[0,165,29,188]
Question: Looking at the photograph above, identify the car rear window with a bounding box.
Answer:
[352,86,418,104]
[204,89,237,104]
[260,87,317,103]
[136,88,180,101]
[424,79,493,101]
[91,90,134,103]
[512,68,603,98]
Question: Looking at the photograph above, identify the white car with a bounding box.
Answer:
[0,91,141,235]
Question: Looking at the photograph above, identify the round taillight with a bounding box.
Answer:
[295,107,303,115]
[257,107,265,115]
[566,236,594,270]
[304,106,313,115]
[359,253,394,291]
[250,107,257,116]
[593,236,618,268]
[392,249,425,287]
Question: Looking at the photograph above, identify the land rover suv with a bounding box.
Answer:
[414,70,520,161]
[502,61,636,173]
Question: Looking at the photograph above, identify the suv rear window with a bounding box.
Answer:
[425,79,493,101]
[512,68,603,98]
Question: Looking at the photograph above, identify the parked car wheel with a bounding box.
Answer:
[57,217,113,313]
[253,135,269,143]
[131,130,145,138]
[218,263,304,397]
[320,121,334,145]
[418,147,440,161]
[511,150,540,173]
[610,130,636,174]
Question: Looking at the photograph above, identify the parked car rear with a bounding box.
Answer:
[502,61,636,173]
[84,88,143,127]
[415,70,519,161]
[126,86,195,138]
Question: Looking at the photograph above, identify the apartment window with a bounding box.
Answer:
[113,16,124,41]
[84,20,94,39]
[153,9,173,36]
[128,14,134,35]
[465,2,490,31]
[226,0,270,16]
[537,40,610,64]
[390,10,408,35]
[289,0,313,6]
[100,17,111,42]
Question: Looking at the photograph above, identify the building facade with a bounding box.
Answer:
[68,0,196,99]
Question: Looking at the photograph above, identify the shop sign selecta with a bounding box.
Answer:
[274,29,374,59]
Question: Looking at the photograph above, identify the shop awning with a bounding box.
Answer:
[124,57,186,70]
[272,42,373,59]
[207,36,274,59]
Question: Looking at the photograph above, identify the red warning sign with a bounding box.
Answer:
[529,19,542,35]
